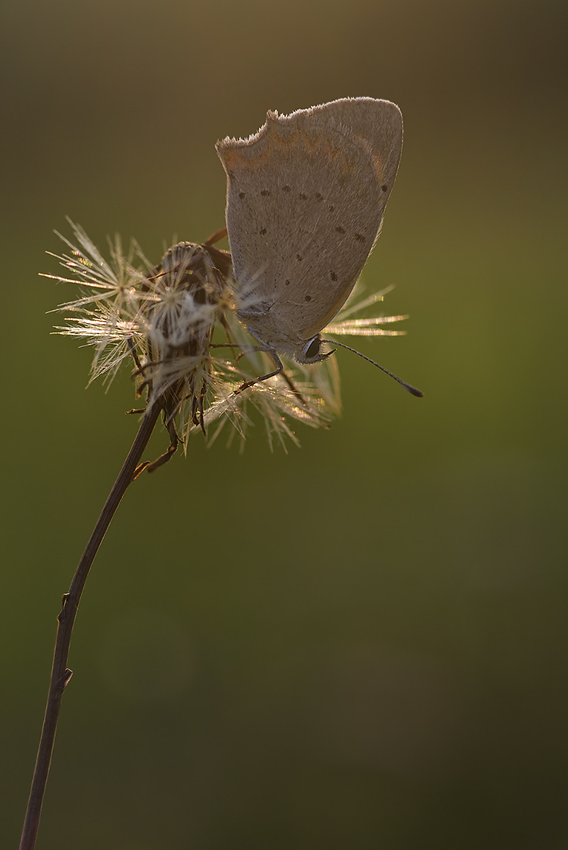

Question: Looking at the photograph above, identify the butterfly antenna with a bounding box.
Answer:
[321,338,423,397]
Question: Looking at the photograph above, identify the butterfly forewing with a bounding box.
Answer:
[216,97,403,348]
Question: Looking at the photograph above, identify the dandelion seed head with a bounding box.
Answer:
[47,223,411,450]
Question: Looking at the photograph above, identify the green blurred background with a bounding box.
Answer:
[2,0,567,847]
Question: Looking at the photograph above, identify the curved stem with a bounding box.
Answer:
[19,402,162,850]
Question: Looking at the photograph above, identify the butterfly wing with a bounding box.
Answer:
[216,97,402,350]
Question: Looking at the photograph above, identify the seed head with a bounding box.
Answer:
[45,220,410,451]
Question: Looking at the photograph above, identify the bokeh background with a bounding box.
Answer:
[2,0,567,847]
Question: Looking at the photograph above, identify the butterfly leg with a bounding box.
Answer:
[234,349,284,394]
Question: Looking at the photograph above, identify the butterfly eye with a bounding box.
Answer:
[303,337,322,360]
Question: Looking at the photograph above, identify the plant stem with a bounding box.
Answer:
[19,402,162,850]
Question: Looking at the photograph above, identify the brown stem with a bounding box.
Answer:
[19,402,162,850]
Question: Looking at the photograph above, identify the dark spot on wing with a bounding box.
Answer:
[238,192,246,199]
[299,193,307,200]
[354,233,365,242]
[305,295,312,302]
[328,205,335,212]
[296,254,303,262]
[336,226,345,234]
[284,279,290,286]
[381,184,388,192]
[330,271,338,281]
[315,193,324,202]
[282,185,291,192]
[259,227,267,235]
[260,189,271,196]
